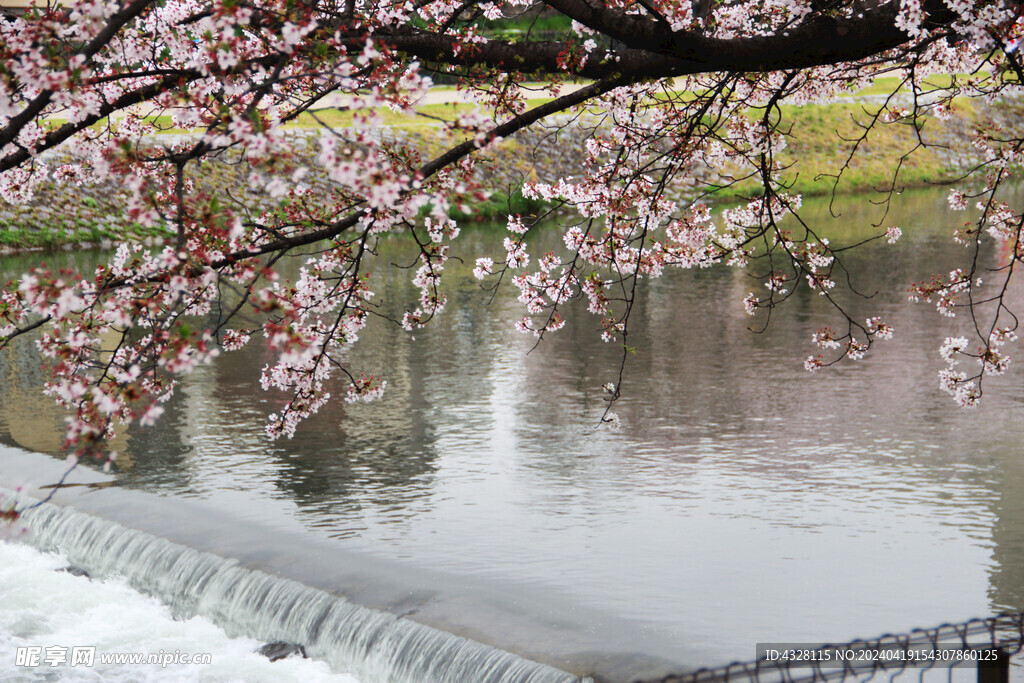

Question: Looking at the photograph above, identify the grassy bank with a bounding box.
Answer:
[1,89,1020,251]
[721,98,987,198]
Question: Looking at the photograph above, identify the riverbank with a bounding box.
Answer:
[0,90,1020,252]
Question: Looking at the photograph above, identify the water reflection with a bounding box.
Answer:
[1,185,1024,672]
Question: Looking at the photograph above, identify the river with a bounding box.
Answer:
[1,184,1023,681]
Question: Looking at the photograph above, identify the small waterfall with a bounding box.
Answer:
[14,494,583,683]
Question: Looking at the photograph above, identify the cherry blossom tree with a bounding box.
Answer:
[0,0,1021,472]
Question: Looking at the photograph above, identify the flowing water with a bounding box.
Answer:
[2,494,575,683]
[0,538,358,682]
[2,185,1024,681]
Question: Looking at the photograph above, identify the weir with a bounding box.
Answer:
[12,492,584,683]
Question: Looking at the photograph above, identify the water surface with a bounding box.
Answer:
[2,185,1024,679]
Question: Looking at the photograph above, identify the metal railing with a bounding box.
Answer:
[641,612,1024,683]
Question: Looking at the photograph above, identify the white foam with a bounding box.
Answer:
[0,540,361,682]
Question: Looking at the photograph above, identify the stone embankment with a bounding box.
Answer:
[0,91,1021,251]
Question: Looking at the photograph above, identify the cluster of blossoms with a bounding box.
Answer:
[0,0,460,451]
[909,120,1024,405]
[982,201,1020,244]
[908,269,972,317]
[256,247,389,438]
[0,0,1018,465]
[937,328,1017,407]
[804,317,895,371]
[15,262,215,457]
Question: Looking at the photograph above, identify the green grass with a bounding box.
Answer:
[476,11,573,37]
[42,73,966,138]
[699,97,983,200]
[447,188,550,222]
[0,219,170,251]
[847,73,960,98]
[24,72,1010,239]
